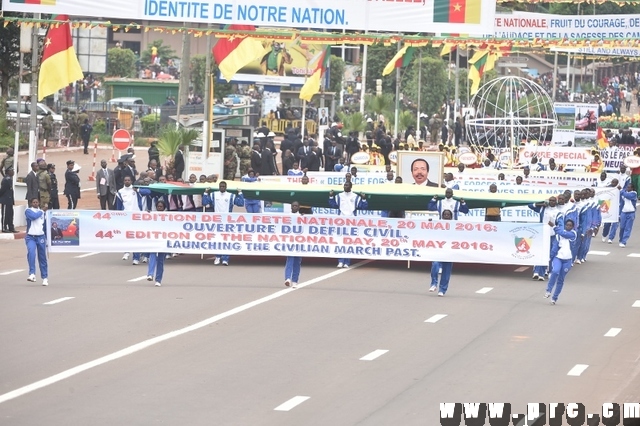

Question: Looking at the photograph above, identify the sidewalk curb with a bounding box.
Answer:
[0,232,26,240]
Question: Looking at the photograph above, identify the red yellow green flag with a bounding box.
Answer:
[38,15,84,101]
[213,25,267,82]
[434,0,481,24]
[382,46,415,76]
[299,45,331,102]
[468,50,489,95]
[597,127,609,149]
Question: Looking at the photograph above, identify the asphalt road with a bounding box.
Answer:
[1,233,640,426]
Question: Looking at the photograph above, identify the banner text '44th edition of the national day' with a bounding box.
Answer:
[47,211,550,266]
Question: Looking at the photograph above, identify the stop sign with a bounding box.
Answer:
[112,129,131,151]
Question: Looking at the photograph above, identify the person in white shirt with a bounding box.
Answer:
[25,197,48,286]
[284,201,303,288]
[544,218,577,305]
[202,181,245,265]
[427,188,469,220]
[618,182,637,247]
[115,176,150,264]
[328,181,368,267]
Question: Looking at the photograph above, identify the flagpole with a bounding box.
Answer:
[394,39,401,139]
[454,48,459,118]
[29,13,40,166]
[359,33,368,115]
[416,50,422,139]
[203,25,213,159]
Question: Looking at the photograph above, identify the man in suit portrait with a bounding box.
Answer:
[96,159,117,210]
[411,158,439,187]
[319,108,328,125]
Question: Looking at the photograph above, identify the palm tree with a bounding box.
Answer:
[337,111,366,135]
[157,126,201,175]
[398,110,416,133]
[365,94,394,120]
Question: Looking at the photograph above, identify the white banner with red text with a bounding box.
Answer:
[47,211,550,265]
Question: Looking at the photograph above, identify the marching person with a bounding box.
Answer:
[328,181,368,268]
[429,209,454,296]
[241,169,261,213]
[202,181,245,265]
[25,197,48,286]
[284,201,303,288]
[545,218,578,305]
[115,175,150,264]
[618,182,637,248]
[427,188,469,220]
[147,200,168,286]
[528,196,560,280]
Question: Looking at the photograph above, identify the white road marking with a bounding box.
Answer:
[627,253,640,258]
[0,260,372,405]
[587,250,610,256]
[43,297,75,305]
[274,396,310,411]
[633,300,640,308]
[359,349,389,361]
[604,328,621,337]
[127,276,149,282]
[567,364,589,376]
[475,287,493,294]
[425,314,448,323]
[74,252,100,258]
[514,267,528,272]
[0,269,24,276]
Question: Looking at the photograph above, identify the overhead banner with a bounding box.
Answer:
[552,102,599,148]
[494,11,640,40]
[553,46,640,58]
[47,210,549,265]
[2,0,495,34]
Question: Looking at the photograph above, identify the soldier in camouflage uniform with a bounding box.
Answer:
[224,139,238,181]
[237,139,252,177]
[42,112,54,141]
[37,159,52,208]
[77,110,89,146]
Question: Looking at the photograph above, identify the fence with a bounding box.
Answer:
[259,118,318,137]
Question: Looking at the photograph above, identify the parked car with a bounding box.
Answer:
[5,101,63,122]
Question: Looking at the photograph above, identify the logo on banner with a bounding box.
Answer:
[598,199,611,214]
[351,152,370,164]
[457,152,477,166]
[510,226,539,260]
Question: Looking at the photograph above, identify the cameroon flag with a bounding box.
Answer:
[434,0,481,24]
[382,46,415,76]
[38,15,83,101]
[299,45,331,102]
[213,25,267,82]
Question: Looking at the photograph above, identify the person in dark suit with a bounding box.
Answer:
[296,139,313,169]
[96,159,117,210]
[174,145,185,180]
[0,167,16,232]
[114,158,134,190]
[250,144,262,172]
[260,145,276,175]
[25,162,39,201]
[325,140,342,171]
[411,158,439,187]
[147,159,163,181]
[63,160,81,209]
[307,146,321,171]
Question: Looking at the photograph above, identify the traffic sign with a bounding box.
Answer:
[112,129,131,151]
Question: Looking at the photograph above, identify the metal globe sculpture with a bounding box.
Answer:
[465,76,557,150]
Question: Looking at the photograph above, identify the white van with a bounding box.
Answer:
[5,101,63,122]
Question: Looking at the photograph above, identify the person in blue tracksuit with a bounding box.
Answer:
[578,188,600,263]
[242,169,262,213]
[527,196,560,280]
[545,218,578,305]
[202,181,245,265]
[115,176,151,264]
[606,170,631,243]
[328,181,368,268]
[429,209,454,296]
[147,199,168,286]
[618,182,637,247]
[284,201,303,288]
[25,197,48,286]
[575,189,593,264]
[427,188,469,220]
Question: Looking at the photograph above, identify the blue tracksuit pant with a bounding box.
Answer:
[339,258,351,266]
[26,234,48,279]
[148,253,166,283]
[620,212,636,245]
[607,222,619,240]
[546,257,573,302]
[246,201,261,213]
[431,261,453,294]
[285,257,302,283]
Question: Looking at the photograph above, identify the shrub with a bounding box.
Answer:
[141,114,160,137]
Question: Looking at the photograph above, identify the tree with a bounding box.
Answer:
[0,19,20,99]
[190,54,234,98]
[328,55,344,95]
[364,44,398,95]
[365,93,394,119]
[141,40,178,68]
[106,47,136,78]
[403,54,448,116]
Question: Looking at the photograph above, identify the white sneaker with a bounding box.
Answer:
[538,276,545,281]
[607,239,612,244]
[574,259,581,264]
[532,274,540,280]
[122,253,130,260]
[544,292,551,298]
[27,274,36,282]
[214,257,221,265]
[132,259,139,265]
[42,278,48,286]
[620,243,626,248]
[429,285,437,292]
[550,300,556,305]
[285,279,291,287]
[343,264,349,268]
[222,261,229,266]
[337,262,343,268]
[292,282,298,288]
[155,282,161,287]
[602,236,607,242]
[141,256,148,263]
[165,254,171,259]
[437,292,445,297]
[147,275,153,281]
[172,253,178,258]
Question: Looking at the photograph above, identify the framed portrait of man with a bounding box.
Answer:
[397,151,445,187]
[318,107,329,125]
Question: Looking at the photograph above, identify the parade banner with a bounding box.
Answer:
[494,11,640,40]
[445,169,601,186]
[2,0,495,34]
[260,172,391,186]
[552,102,599,148]
[47,211,550,265]
[518,146,592,166]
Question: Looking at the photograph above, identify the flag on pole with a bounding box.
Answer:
[299,45,331,102]
[440,43,456,56]
[468,50,489,95]
[213,25,267,82]
[382,45,415,76]
[38,15,84,101]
